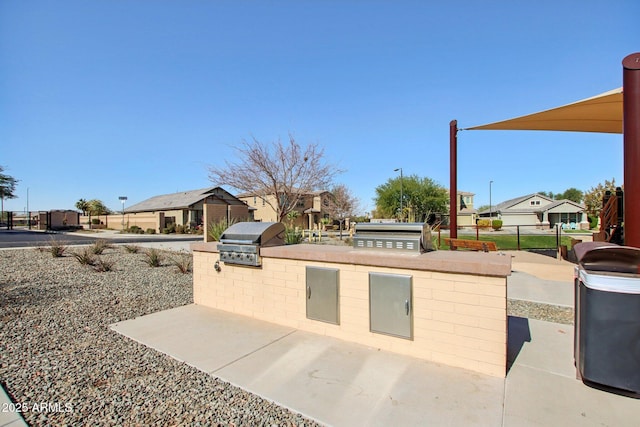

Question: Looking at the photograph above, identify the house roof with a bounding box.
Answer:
[125,187,244,213]
[543,199,585,212]
[478,193,584,215]
[237,188,330,198]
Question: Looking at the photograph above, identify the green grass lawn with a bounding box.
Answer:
[436,234,576,251]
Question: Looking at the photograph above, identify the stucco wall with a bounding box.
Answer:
[193,244,509,377]
[80,213,158,231]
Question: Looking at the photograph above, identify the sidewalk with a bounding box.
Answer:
[506,250,576,307]
[0,387,28,427]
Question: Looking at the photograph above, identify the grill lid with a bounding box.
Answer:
[354,223,428,234]
[220,222,285,246]
[353,222,432,252]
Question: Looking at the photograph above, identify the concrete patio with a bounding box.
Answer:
[108,302,639,426]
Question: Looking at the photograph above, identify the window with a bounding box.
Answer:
[530,200,541,206]
[253,196,257,205]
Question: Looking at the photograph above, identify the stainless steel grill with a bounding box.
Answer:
[218,222,285,266]
[353,222,432,253]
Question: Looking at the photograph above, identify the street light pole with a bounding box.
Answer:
[394,168,403,222]
[489,180,493,224]
[119,196,127,230]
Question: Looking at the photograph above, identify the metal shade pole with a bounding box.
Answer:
[450,120,458,242]
[623,53,640,247]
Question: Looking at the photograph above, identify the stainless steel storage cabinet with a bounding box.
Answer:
[574,242,640,395]
[306,266,340,325]
[369,273,413,340]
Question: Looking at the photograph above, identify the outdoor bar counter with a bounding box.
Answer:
[192,243,511,377]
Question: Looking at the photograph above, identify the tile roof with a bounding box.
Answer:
[125,187,242,213]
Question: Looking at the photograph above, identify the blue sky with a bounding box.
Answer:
[1,1,637,215]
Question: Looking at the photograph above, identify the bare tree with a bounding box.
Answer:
[208,135,341,222]
[325,184,360,239]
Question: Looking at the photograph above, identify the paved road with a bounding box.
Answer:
[0,229,201,249]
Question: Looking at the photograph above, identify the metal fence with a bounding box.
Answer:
[435,224,585,251]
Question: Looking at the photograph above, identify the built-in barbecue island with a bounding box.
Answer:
[192,222,511,378]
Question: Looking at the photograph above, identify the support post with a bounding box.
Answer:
[623,53,640,248]
[449,120,458,243]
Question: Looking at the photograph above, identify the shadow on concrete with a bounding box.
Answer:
[526,249,558,259]
[507,316,531,374]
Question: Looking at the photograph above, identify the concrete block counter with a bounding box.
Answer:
[192,243,512,377]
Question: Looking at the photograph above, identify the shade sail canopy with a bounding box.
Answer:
[466,87,623,134]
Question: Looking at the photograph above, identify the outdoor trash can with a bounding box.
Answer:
[573,242,640,395]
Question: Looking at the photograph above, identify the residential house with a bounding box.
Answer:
[478,193,588,229]
[456,191,477,226]
[238,190,333,229]
[123,187,251,232]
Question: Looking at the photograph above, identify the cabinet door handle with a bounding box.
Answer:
[307,286,311,299]
[405,299,410,315]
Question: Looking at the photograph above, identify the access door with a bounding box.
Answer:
[306,266,340,325]
[369,272,413,340]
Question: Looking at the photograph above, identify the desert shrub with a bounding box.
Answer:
[477,219,491,228]
[91,218,101,225]
[175,224,186,234]
[47,237,67,257]
[284,228,303,245]
[145,228,156,234]
[126,225,144,234]
[491,219,503,231]
[93,258,115,272]
[162,224,176,234]
[589,215,599,230]
[73,247,97,265]
[170,251,192,274]
[123,244,140,253]
[207,218,237,242]
[143,248,163,267]
[91,239,112,255]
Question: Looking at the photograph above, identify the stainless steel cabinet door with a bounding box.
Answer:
[369,272,413,339]
[306,266,340,325]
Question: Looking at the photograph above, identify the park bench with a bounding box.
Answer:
[444,238,497,252]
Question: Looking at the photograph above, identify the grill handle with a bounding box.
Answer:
[219,239,256,245]
[307,286,311,299]
[405,299,410,316]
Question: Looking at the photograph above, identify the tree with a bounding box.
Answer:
[537,188,583,203]
[78,199,111,229]
[583,178,619,218]
[556,188,583,203]
[208,135,341,222]
[75,199,89,215]
[325,184,360,239]
[538,191,554,199]
[374,174,448,222]
[0,166,19,222]
[86,199,111,215]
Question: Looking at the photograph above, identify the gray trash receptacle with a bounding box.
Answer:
[574,242,640,394]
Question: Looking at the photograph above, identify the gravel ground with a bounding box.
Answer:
[0,246,317,426]
[507,300,574,325]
